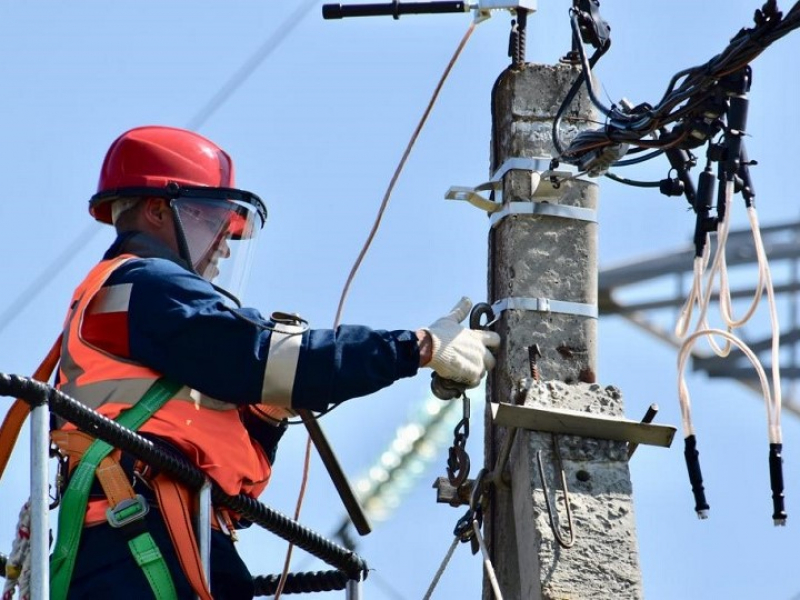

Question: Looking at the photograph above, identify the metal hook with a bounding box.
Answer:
[536,433,576,549]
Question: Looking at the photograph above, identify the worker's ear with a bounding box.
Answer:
[141,198,171,228]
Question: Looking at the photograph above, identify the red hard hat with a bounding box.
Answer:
[91,125,235,224]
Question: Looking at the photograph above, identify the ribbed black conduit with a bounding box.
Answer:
[0,374,368,582]
[253,570,350,595]
[1,553,348,595]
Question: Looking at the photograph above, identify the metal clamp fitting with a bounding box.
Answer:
[492,296,598,319]
[489,157,579,183]
[445,156,596,219]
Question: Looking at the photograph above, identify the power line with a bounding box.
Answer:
[186,0,319,131]
[0,2,319,339]
[0,221,101,336]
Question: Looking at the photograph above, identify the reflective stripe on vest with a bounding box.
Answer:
[57,255,272,497]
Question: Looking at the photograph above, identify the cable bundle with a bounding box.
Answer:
[556,1,800,172]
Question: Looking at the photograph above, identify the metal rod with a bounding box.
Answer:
[346,578,362,600]
[323,1,467,19]
[627,403,659,458]
[29,402,50,600]
[197,479,212,592]
[536,434,576,549]
[297,409,372,535]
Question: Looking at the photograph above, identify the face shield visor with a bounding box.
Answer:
[168,187,266,302]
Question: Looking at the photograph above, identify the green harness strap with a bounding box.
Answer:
[50,378,183,600]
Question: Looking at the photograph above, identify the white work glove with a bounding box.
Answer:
[424,297,501,388]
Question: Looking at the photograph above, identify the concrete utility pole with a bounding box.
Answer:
[484,63,644,599]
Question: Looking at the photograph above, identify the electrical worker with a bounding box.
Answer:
[50,125,500,600]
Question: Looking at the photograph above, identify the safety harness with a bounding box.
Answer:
[0,342,215,600]
[51,377,186,600]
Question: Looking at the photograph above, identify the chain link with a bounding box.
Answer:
[445,392,471,487]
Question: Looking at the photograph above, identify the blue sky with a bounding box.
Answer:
[1,2,799,599]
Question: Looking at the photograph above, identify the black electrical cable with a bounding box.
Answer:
[613,148,664,167]
[568,12,618,120]
[551,28,609,156]
[560,1,800,166]
[604,172,661,188]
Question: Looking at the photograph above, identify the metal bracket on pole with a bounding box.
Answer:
[446,156,597,223]
[489,201,597,226]
[473,0,537,23]
[492,296,599,319]
[491,402,676,449]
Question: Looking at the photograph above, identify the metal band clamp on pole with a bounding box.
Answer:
[489,201,597,227]
[492,296,598,319]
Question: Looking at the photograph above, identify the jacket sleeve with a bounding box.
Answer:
[104,257,420,412]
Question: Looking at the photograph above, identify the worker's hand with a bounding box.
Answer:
[422,297,501,388]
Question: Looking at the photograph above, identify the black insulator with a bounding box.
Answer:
[664,146,697,207]
[737,144,756,207]
[659,177,685,197]
[693,167,718,257]
[322,1,467,20]
[716,161,728,225]
[723,95,749,180]
[252,570,351,596]
[769,443,787,526]
[684,435,710,518]
[576,0,610,49]
[0,373,369,579]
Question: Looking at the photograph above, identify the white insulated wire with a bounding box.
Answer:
[677,328,773,438]
[674,180,783,444]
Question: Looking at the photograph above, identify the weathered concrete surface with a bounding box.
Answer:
[484,64,642,599]
[511,381,642,600]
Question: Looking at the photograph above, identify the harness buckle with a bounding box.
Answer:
[106,494,150,528]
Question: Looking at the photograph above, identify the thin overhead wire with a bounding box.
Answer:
[186,0,319,131]
[333,20,477,326]
[0,222,101,336]
[0,2,319,339]
[275,19,479,595]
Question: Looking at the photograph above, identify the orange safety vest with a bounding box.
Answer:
[57,254,272,522]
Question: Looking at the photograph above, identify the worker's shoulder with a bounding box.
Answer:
[109,256,205,291]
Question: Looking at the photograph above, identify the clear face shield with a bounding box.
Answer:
[168,187,267,303]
